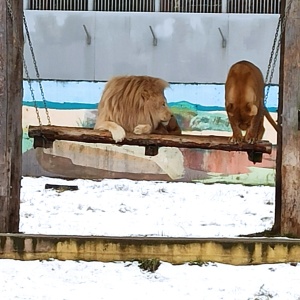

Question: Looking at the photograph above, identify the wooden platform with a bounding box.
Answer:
[28,125,273,160]
[1,234,300,265]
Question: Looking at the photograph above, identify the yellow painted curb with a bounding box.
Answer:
[1,234,300,265]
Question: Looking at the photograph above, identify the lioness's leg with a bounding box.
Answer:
[257,125,265,141]
[133,124,152,135]
[94,120,126,142]
[244,112,264,143]
[227,115,243,143]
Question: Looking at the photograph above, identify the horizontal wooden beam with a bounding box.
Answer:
[28,125,273,157]
[1,234,300,265]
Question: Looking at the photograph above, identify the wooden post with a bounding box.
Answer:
[273,0,286,235]
[279,0,300,236]
[0,0,23,232]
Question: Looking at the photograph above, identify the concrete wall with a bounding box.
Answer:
[24,11,280,83]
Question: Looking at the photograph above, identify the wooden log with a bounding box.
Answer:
[28,125,273,155]
[279,0,300,237]
[0,0,23,233]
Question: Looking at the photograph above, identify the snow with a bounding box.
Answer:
[1,176,300,299]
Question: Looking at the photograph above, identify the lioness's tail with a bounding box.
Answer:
[263,108,281,133]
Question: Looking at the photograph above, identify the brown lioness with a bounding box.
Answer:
[225,60,279,143]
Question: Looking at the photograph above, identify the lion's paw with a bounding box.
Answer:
[111,127,126,143]
[229,136,243,144]
[244,137,257,144]
[134,124,152,135]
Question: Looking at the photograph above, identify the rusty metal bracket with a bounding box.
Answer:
[145,145,159,156]
[149,26,157,46]
[83,24,91,45]
[33,136,54,149]
[218,27,227,48]
[247,150,263,164]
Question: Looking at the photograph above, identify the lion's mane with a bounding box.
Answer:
[94,75,179,142]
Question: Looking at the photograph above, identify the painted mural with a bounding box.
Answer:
[22,80,278,185]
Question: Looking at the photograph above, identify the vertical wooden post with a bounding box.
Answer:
[279,0,300,236]
[273,0,286,234]
[0,0,23,232]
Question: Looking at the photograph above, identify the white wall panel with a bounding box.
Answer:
[23,11,279,83]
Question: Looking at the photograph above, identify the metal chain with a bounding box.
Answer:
[264,0,293,103]
[23,58,44,126]
[23,13,51,125]
[5,0,40,125]
[5,0,51,126]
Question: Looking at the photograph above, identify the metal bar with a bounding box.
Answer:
[87,0,93,10]
[83,24,91,45]
[23,0,29,10]
[154,0,160,11]
[149,25,158,46]
[218,27,227,48]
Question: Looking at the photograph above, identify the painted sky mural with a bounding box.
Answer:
[23,80,279,109]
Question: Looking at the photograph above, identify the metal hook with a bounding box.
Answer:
[218,27,226,48]
[83,24,91,45]
[149,25,157,46]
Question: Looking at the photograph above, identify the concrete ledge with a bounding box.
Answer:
[1,234,300,265]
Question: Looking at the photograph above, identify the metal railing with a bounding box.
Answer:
[25,0,281,13]
[94,0,156,11]
[28,0,89,11]
[160,0,222,13]
[227,0,281,13]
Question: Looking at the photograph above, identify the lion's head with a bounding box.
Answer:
[95,76,175,140]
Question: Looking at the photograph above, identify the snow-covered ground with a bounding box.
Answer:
[1,176,300,300]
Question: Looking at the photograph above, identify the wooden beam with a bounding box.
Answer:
[28,125,273,156]
[0,0,23,232]
[1,234,300,266]
[273,0,286,234]
[280,0,300,236]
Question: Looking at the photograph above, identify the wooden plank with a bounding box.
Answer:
[0,0,23,232]
[280,0,300,236]
[1,234,300,266]
[28,125,273,155]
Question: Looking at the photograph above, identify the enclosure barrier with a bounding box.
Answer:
[24,0,281,14]
[1,234,300,265]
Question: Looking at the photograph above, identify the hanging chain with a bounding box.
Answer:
[5,0,51,126]
[264,0,293,103]
[23,13,51,125]
[23,58,44,126]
